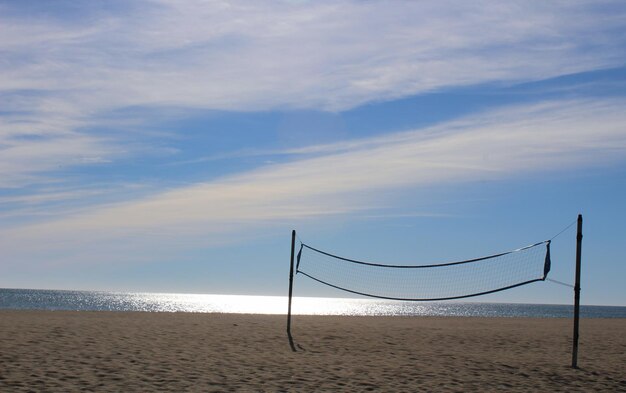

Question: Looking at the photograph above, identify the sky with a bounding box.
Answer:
[1,0,625,306]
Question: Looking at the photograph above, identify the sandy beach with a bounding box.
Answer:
[0,311,624,392]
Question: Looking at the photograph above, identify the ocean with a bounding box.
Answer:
[1,288,624,318]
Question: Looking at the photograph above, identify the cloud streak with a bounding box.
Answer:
[1,1,626,189]
[2,98,625,266]
[3,1,625,110]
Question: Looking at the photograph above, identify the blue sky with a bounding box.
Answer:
[1,1,625,306]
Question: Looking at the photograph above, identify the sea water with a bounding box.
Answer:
[0,288,624,318]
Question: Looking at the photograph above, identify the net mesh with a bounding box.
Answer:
[296,240,551,301]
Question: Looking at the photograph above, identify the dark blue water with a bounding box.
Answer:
[1,288,624,317]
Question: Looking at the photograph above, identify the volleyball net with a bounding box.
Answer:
[288,217,583,367]
[295,240,551,301]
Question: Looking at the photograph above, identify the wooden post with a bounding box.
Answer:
[287,230,297,351]
[572,214,583,368]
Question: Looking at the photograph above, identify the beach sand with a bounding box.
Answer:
[0,311,624,391]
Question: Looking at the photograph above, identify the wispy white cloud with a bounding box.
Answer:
[3,1,625,110]
[0,189,106,206]
[2,98,625,266]
[1,1,625,189]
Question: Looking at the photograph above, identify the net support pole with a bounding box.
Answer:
[287,229,297,352]
[571,214,583,368]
